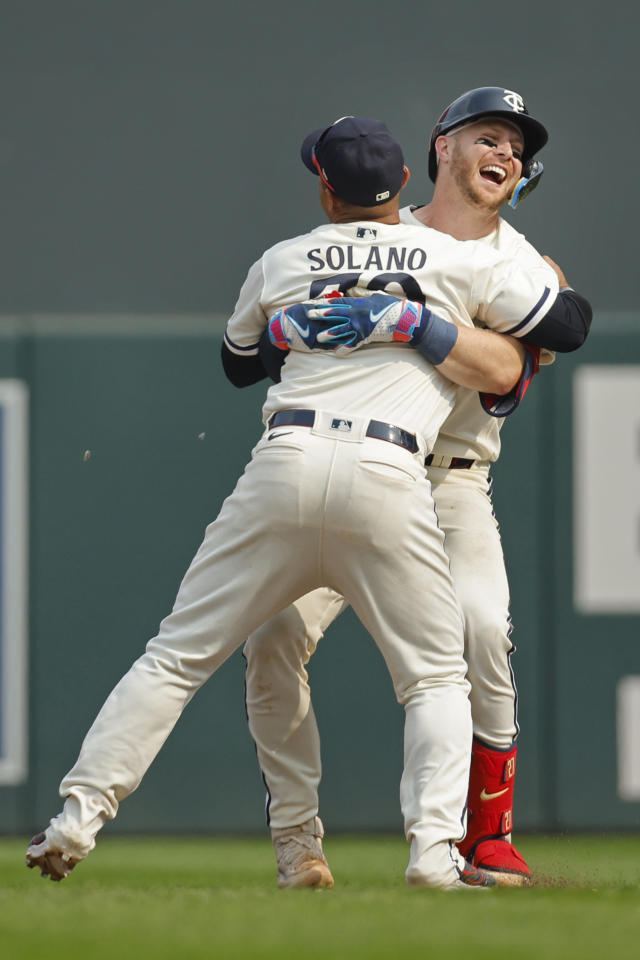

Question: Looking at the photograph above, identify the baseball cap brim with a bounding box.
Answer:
[300,127,326,174]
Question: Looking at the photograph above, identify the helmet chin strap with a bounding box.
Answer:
[508,159,544,209]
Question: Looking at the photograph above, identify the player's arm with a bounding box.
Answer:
[258,331,287,383]
[476,252,593,350]
[222,259,271,388]
[221,342,268,386]
[434,325,526,393]
[516,256,592,352]
[265,295,527,393]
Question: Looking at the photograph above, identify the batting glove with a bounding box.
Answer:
[268,294,402,353]
[268,293,458,365]
[304,293,459,364]
[268,299,356,352]
[480,344,541,418]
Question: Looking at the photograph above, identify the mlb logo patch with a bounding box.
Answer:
[331,418,352,432]
[356,227,377,240]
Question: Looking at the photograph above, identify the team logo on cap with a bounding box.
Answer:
[503,89,525,112]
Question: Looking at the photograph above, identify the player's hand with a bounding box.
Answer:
[542,255,570,290]
[480,343,541,418]
[268,293,430,355]
[267,300,357,352]
[317,294,447,357]
[314,294,459,366]
[267,293,456,366]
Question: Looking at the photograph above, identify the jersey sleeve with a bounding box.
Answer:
[473,252,560,338]
[223,258,268,358]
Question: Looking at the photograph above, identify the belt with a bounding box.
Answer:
[267,409,419,454]
[425,454,475,470]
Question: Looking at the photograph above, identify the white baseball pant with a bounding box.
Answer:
[243,463,516,834]
[50,417,472,887]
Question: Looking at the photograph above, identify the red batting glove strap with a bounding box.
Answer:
[458,738,517,860]
[391,300,417,342]
[268,311,290,351]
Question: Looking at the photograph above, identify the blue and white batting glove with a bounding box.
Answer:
[268,299,356,352]
[309,293,459,364]
[328,294,457,362]
[268,293,458,365]
[269,293,401,352]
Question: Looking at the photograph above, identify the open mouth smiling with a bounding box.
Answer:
[479,165,507,185]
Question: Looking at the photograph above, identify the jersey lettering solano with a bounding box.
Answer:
[225,214,559,457]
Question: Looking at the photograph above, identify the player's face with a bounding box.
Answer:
[447,120,524,212]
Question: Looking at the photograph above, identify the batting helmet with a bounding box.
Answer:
[428,86,548,183]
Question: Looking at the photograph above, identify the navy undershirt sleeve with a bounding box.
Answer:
[221,341,269,387]
[520,290,592,352]
[258,331,287,383]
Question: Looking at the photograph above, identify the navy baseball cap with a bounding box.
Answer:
[301,116,405,207]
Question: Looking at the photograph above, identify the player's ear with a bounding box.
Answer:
[319,180,335,217]
[434,135,451,168]
[401,165,411,189]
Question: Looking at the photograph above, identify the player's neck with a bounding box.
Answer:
[326,192,401,225]
[329,207,400,225]
[414,191,500,241]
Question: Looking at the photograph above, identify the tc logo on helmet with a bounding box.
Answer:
[503,90,525,112]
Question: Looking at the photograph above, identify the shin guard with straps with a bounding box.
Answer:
[459,738,516,860]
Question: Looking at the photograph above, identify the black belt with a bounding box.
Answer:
[425,454,475,469]
[267,409,419,454]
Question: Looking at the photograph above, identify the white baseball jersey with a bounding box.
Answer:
[399,205,556,461]
[235,213,560,839]
[225,218,559,453]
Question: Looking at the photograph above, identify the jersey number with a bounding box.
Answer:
[309,272,425,304]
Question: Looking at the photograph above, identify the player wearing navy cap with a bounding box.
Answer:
[26,113,579,891]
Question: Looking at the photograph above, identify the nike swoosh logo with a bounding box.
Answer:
[287,316,310,338]
[480,786,509,802]
[369,304,397,323]
[267,432,292,441]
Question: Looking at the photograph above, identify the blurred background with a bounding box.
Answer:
[0,0,638,838]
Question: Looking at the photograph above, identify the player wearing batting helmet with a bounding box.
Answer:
[427,85,548,208]
[26,113,588,892]
[240,89,591,889]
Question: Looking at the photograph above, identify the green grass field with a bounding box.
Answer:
[2,834,639,959]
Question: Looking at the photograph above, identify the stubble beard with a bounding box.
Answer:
[450,142,506,214]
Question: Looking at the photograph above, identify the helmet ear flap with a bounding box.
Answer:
[507,159,544,209]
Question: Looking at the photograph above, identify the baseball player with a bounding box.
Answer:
[26,115,577,891]
[239,90,593,889]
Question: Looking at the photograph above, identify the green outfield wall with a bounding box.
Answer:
[0,314,637,837]
[0,0,638,841]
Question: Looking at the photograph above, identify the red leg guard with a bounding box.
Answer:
[458,738,531,881]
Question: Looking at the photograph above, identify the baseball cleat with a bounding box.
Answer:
[471,838,532,886]
[272,817,335,890]
[407,857,496,890]
[277,856,335,890]
[26,830,81,881]
[451,860,498,889]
